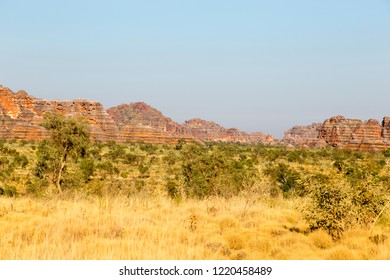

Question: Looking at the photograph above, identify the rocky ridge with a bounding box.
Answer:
[4,84,389,150]
[0,85,119,142]
[0,85,271,144]
[182,118,273,143]
[283,122,325,148]
[283,115,390,151]
[106,103,274,144]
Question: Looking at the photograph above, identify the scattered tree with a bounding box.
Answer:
[35,113,90,194]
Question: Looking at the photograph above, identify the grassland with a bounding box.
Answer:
[1,194,389,260]
[0,139,390,259]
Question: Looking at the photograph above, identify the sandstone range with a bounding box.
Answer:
[1,84,390,151]
[283,116,390,151]
[0,84,273,144]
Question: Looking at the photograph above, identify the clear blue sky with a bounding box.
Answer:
[1,0,389,138]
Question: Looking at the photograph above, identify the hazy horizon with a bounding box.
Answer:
[1,0,389,138]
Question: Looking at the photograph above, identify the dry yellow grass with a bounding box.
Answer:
[0,195,389,260]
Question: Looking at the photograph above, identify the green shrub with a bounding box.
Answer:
[305,180,354,240]
[106,144,126,160]
[264,163,305,196]
[26,178,49,197]
[166,179,182,200]
[0,185,18,197]
[96,161,119,179]
[13,154,29,168]
[350,178,386,225]
[140,143,157,153]
[79,158,95,182]
[180,144,257,198]
[305,175,388,239]
[138,164,149,178]
[124,153,141,165]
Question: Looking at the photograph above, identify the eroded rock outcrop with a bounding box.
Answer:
[120,125,194,144]
[283,123,325,148]
[4,85,271,144]
[0,85,119,142]
[106,102,185,134]
[318,115,389,151]
[183,118,273,144]
[107,103,273,144]
[106,102,195,143]
[283,115,390,151]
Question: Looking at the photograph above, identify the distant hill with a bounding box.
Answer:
[106,103,274,144]
[3,83,389,151]
[0,84,273,144]
[283,115,390,151]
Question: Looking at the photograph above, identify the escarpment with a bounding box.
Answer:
[318,116,389,151]
[4,84,389,150]
[182,118,274,144]
[106,102,195,143]
[107,103,274,144]
[0,85,119,142]
[1,84,271,144]
[283,123,325,148]
[283,115,390,151]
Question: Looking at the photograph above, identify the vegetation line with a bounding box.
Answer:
[0,112,389,259]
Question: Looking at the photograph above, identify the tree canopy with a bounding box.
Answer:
[35,113,90,194]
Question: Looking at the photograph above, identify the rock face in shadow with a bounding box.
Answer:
[107,103,274,144]
[106,102,195,143]
[283,115,390,151]
[283,123,325,148]
[119,125,194,144]
[106,102,185,134]
[182,118,274,144]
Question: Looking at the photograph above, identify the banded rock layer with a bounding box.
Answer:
[0,85,119,142]
[283,123,325,148]
[1,85,271,144]
[183,118,274,143]
[107,103,274,144]
[283,115,390,151]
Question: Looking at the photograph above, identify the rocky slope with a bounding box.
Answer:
[318,115,390,151]
[8,83,390,150]
[183,118,273,143]
[106,102,185,134]
[0,85,119,142]
[1,85,271,144]
[283,115,390,151]
[107,103,274,144]
[106,102,195,143]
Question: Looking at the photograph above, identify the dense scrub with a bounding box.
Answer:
[1,116,390,243]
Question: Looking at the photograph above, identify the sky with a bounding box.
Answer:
[1,0,389,138]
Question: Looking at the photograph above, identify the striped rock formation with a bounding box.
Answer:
[119,125,194,144]
[318,115,390,151]
[283,122,325,148]
[283,115,390,151]
[106,102,195,143]
[107,103,274,144]
[183,118,274,144]
[0,85,119,142]
[3,85,272,144]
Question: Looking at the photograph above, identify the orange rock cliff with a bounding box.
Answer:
[4,84,388,150]
[0,85,272,144]
[283,115,390,151]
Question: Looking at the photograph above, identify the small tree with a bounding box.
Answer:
[35,113,90,194]
[305,181,353,240]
